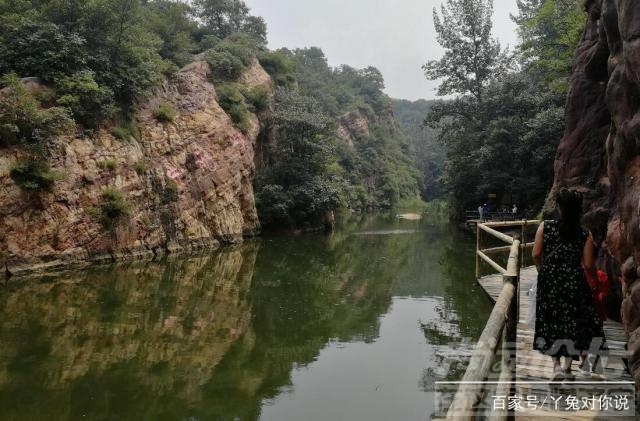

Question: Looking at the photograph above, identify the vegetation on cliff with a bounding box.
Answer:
[424,0,585,218]
[0,0,421,232]
[254,47,423,229]
[391,99,446,201]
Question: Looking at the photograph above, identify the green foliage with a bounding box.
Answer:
[9,159,60,192]
[255,89,343,228]
[263,47,422,211]
[392,99,446,200]
[257,50,296,87]
[216,34,257,66]
[206,49,246,82]
[144,0,197,67]
[153,104,176,123]
[0,0,199,129]
[111,126,132,141]
[423,0,582,218]
[134,160,149,175]
[216,83,251,132]
[162,180,179,204]
[0,73,74,151]
[243,86,270,112]
[206,33,259,83]
[97,159,117,172]
[423,0,511,101]
[94,188,131,229]
[54,71,115,129]
[0,19,88,83]
[193,0,267,44]
[514,0,585,94]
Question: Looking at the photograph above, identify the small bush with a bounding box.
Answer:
[134,160,149,175]
[197,35,221,52]
[205,34,259,83]
[257,50,296,87]
[113,111,140,141]
[243,86,270,112]
[0,73,74,150]
[162,180,179,204]
[55,71,115,129]
[215,34,257,67]
[153,103,176,123]
[217,83,251,132]
[94,188,131,229]
[97,159,117,172]
[111,126,132,141]
[206,50,245,83]
[10,160,60,192]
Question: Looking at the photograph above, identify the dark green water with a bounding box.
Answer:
[0,214,493,421]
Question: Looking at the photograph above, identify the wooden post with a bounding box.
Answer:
[476,224,481,279]
[520,221,526,268]
[505,240,520,421]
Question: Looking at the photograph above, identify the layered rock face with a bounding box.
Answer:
[0,59,272,273]
[546,0,640,396]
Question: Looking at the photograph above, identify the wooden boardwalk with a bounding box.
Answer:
[478,267,637,420]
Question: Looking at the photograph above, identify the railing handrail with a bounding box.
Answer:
[445,220,539,419]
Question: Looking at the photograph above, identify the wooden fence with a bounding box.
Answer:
[444,220,540,420]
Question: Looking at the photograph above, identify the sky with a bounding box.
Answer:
[243,0,521,101]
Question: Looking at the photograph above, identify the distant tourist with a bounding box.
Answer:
[531,188,606,381]
[512,204,518,219]
[478,204,484,222]
[482,204,489,222]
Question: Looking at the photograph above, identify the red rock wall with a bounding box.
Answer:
[546,0,640,394]
[0,60,272,273]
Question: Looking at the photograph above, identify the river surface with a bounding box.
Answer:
[0,213,493,421]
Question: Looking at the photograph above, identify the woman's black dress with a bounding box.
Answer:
[533,220,606,358]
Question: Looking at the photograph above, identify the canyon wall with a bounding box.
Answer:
[546,0,640,396]
[0,59,272,274]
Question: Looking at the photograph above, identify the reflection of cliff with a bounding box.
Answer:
[0,246,257,418]
[200,215,416,419]
[0,217,482,420]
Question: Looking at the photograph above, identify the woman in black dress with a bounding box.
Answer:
[532,188,605,381]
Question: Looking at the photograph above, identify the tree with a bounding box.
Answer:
[420,0,585,218]
[194,0,266,44]
[0,20,88,82]
[423,0,510,102]
[255,89,343,228]
[512,0,584,93]
[144,0,197,66]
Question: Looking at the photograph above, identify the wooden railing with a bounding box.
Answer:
[445,220,540,420]
[465,211,520,223]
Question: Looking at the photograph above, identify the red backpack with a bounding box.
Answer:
[584,269,610,321]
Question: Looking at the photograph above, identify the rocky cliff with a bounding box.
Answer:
[0,59,272,274]
[545,0,640,396]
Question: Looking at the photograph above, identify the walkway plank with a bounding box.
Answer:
[477,267,636,420]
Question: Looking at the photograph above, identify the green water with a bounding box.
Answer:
[0,213,493,421]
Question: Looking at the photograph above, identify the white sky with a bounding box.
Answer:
[243,0,521,101]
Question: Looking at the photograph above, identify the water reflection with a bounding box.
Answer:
[0,214,492,421]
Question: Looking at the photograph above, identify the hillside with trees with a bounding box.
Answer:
[0,0,422,237]
[391,99,445,201]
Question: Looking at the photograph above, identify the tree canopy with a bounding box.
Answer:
[423,0,585,218]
